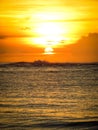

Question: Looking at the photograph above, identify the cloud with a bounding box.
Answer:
[69,33,98,53]
[0,41,43,54]
[0,35,6,39]
[56,33,98,62]
[21,27,31,30]
[51,18,98,23]
[0,36,6,39]
[0,33,36,39]
[74,33,98,52]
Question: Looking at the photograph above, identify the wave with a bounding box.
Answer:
[0,121,98,129]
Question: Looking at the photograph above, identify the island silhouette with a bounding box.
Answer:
[0,60,98,67]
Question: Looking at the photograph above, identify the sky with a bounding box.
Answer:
[0,0,98,63]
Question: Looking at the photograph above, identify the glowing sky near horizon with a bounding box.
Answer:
[0,0,98,62]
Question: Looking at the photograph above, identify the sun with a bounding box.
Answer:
[44,46,54,54]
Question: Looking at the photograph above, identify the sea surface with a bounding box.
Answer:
[0,64,98,130]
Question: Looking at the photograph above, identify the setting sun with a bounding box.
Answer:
[44,46,54,55]
[36,22,64,37]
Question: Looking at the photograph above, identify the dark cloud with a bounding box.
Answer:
[51,18,98,23]
[56,33,98,62]
[68,33,98,54]
[0,34,36,39]
[21,27,31,30]
[0,35,6,39]
[0,41,43,54]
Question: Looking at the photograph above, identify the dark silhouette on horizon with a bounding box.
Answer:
[0,60,98,67]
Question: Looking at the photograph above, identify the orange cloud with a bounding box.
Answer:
[55,33,98,62]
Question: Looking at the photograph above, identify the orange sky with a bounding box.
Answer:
[0,0,98,62]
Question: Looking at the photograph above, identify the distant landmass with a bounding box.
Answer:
[0,60,98,67]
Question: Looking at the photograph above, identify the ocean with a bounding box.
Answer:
[0,64,98,130]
